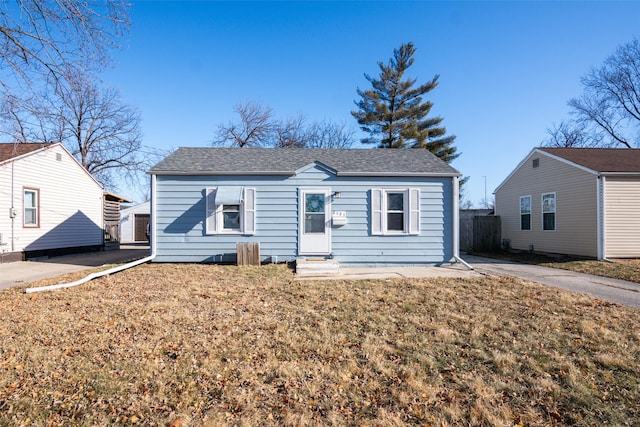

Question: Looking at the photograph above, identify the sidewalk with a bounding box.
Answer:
[0,245,150,290]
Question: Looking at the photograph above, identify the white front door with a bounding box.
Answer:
[299,188,331,255]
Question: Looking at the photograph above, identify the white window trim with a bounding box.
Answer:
[24,188,39,228]
[371,188,420,236]
[541,192,556,231]
[205,187,256,235]
[519,195,531,231]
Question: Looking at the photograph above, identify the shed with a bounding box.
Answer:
[147,147,463,266]
[120,201,150,243]
[494,147,640,259]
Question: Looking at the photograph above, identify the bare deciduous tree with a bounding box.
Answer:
[305,120,355,149]
[0,0,129,92]
[542,120,603,148]
[56,72,144,187]
[1,70,145,189]
[216,101,355,149]
[215,102,276,147]
[568,38,640,148]
[273,114,309,148]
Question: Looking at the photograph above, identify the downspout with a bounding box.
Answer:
[596,174,603,260]
[11,161,15,252]
[597,174,614,263]
[25,174,158,293]
[451,176,473,270]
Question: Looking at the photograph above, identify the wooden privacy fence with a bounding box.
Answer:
[472,216,501,252]
[237,242,260,266]
[459,211,501,252]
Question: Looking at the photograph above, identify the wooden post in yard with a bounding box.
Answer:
[237,242,260,266]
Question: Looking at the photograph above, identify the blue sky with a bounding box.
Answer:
[103,1,640,205]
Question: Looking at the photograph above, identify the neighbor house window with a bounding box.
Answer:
[542,192,556,231]
[205,187,255,235]
[24,188,39,227]
[371,188,420,235]
[520,195,531,231]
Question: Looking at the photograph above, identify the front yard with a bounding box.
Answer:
[1,264,639,426]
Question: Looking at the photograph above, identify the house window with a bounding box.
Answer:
[542,192,556,231]
[532,158,540,168]
[205,187,255,235]
[371,188,420,235]
[304,193,326,233]
[24,188,39,227]
[386,192,405,232]
[520,195,531,231]
[221,204,241,231]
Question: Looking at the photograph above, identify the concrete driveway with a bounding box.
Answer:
[463,254,640,310]
[0,245,150,291]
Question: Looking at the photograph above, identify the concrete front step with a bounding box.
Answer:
[295,257,340,276]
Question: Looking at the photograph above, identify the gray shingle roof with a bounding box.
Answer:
[148,147,461,177]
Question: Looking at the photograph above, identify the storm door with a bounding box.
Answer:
[298,188,331,255]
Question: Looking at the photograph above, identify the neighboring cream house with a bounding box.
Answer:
[0,143,104,261]
[495,147,640,259]
[120,201,150,243]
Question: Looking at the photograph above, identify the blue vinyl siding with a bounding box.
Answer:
[154,164,454,265]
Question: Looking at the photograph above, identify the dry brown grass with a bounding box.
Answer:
[474,251,640,283]
[543,258,640,283]
[1,264,639,426]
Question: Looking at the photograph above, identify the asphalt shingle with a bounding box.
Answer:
[148,147,461,177]
[0,143,51,163]
[539,147,640,173]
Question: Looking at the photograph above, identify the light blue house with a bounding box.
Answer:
[147,147,463,266]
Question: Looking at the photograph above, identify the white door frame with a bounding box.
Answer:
[298,188,331,255]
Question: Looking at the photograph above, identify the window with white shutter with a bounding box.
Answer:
[205,187,256,235]
[370,188,420,236]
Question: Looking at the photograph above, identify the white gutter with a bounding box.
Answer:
[451,176,473,270]
[597,175,603,260]
[25,175,158,293]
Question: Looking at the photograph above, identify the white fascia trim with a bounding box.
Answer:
[337,172,462,177]
[600,172,640,177]
[148,171,294,176]
[538,150,599,175]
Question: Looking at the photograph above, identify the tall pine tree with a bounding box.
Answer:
[352,42,458,163]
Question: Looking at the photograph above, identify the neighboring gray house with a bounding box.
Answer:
[147,147,462,266]
[495,147,640,259]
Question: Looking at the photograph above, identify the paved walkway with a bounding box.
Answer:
[463,254,640,310]
[0,245,150,290]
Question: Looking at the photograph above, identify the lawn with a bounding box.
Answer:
[1,264,639,426]
[472,251,640,284]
